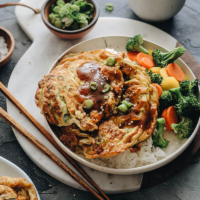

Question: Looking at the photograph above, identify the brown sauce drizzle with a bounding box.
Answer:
[119,100,156,131]
[76,62,109,112]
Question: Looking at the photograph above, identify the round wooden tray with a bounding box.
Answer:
[141,42,200,188]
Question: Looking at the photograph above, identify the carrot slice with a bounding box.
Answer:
[165,120,173,131]
[166,106,178,129]
[161,108,173,131]
[127,51,139,61]
[140,57,155,69]
[166,63,185,82]
[152,83,162,97]
[137,52,153,61]
[137,52,155,69]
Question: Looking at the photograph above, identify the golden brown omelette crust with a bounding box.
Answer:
[35,49,159,159]
[0,176,38,200]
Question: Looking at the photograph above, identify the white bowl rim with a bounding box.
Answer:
[44,35,200,175]
[0,156,40,199]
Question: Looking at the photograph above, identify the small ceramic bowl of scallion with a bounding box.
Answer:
[41,0,100,39]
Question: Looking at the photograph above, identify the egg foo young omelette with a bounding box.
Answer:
[35,49,159,159]
[0,176,38,200]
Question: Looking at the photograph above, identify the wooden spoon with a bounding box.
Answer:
[0,3,40,14]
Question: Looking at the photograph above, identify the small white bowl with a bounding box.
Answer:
[45,36,200,175]
[127,0,186,22]
[0,157,40,199]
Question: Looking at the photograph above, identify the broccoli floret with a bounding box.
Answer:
[170,87,200,118]
[171,117,194,139]
[153,118,169,148]
[146,69,163,85]
[126,34,149,54]
[180,79,199,96]
[159,90,175,112]
[152,46,186,68]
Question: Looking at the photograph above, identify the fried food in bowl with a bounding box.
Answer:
[35,49,159,159]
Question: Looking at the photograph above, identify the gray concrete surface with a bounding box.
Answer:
[0,0,200,199]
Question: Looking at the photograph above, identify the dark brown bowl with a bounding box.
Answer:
[0,27,15,68]
[41,0,100,39]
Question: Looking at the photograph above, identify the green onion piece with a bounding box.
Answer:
[53,6,60,14]
[63,114,69,123]
[122,100,132,108]
[96,141,100,145]
[103,84,111,93]
[118,104,128,113]
[104,96,108,99]
[106,57,115,66]
[106,3,114,11]
[54,19,63,29]
[90,82,97,90]
[84,99,94,109]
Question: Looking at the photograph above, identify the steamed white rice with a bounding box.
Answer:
[87,136,167,169]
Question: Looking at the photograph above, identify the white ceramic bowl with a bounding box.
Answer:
[0,157,40,199]
[127,0,186,22]
[45,36,200,175]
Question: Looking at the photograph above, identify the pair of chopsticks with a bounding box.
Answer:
[0,82,109,200]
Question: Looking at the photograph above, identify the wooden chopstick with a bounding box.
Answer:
[0,107,104,200]
[0,82,109,200]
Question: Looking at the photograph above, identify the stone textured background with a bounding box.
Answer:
[0,0,200,199]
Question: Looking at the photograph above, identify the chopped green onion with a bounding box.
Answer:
[54,19,63,28]
[122,100,132,108]
[118,104,128,113]
[103,84,111,93]
[84,99,94,109]
[106,3,114,11]
[106,57,115,66]
[96,141,100,145]
[63,114,69,123]
[53,6,60,14]
[90,82,97,90]
[104,96,108,99]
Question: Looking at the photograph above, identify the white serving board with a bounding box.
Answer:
[7,0,177,193]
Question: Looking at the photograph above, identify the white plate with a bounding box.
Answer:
[46,36,200,175]
[7,4,193,191]
[0,157,40,200]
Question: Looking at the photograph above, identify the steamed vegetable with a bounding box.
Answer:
[162,108,173,131]
[137,53,154,69]
[161,77,179,90]
[166,106,178,128]
[159,90,175,112]
[171,116,194,139]
[170,87,200,118]
[49,0,94,30]
[153,118,169,148]
[146,69,163,85]
[180,79,199,96]
[152,83,162,97]
[152,46,185,68]
[126,35,149,54]
[127,51,139,61]
[151,67,161,74]
[159,68,169,79]
[166,63,185,82]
